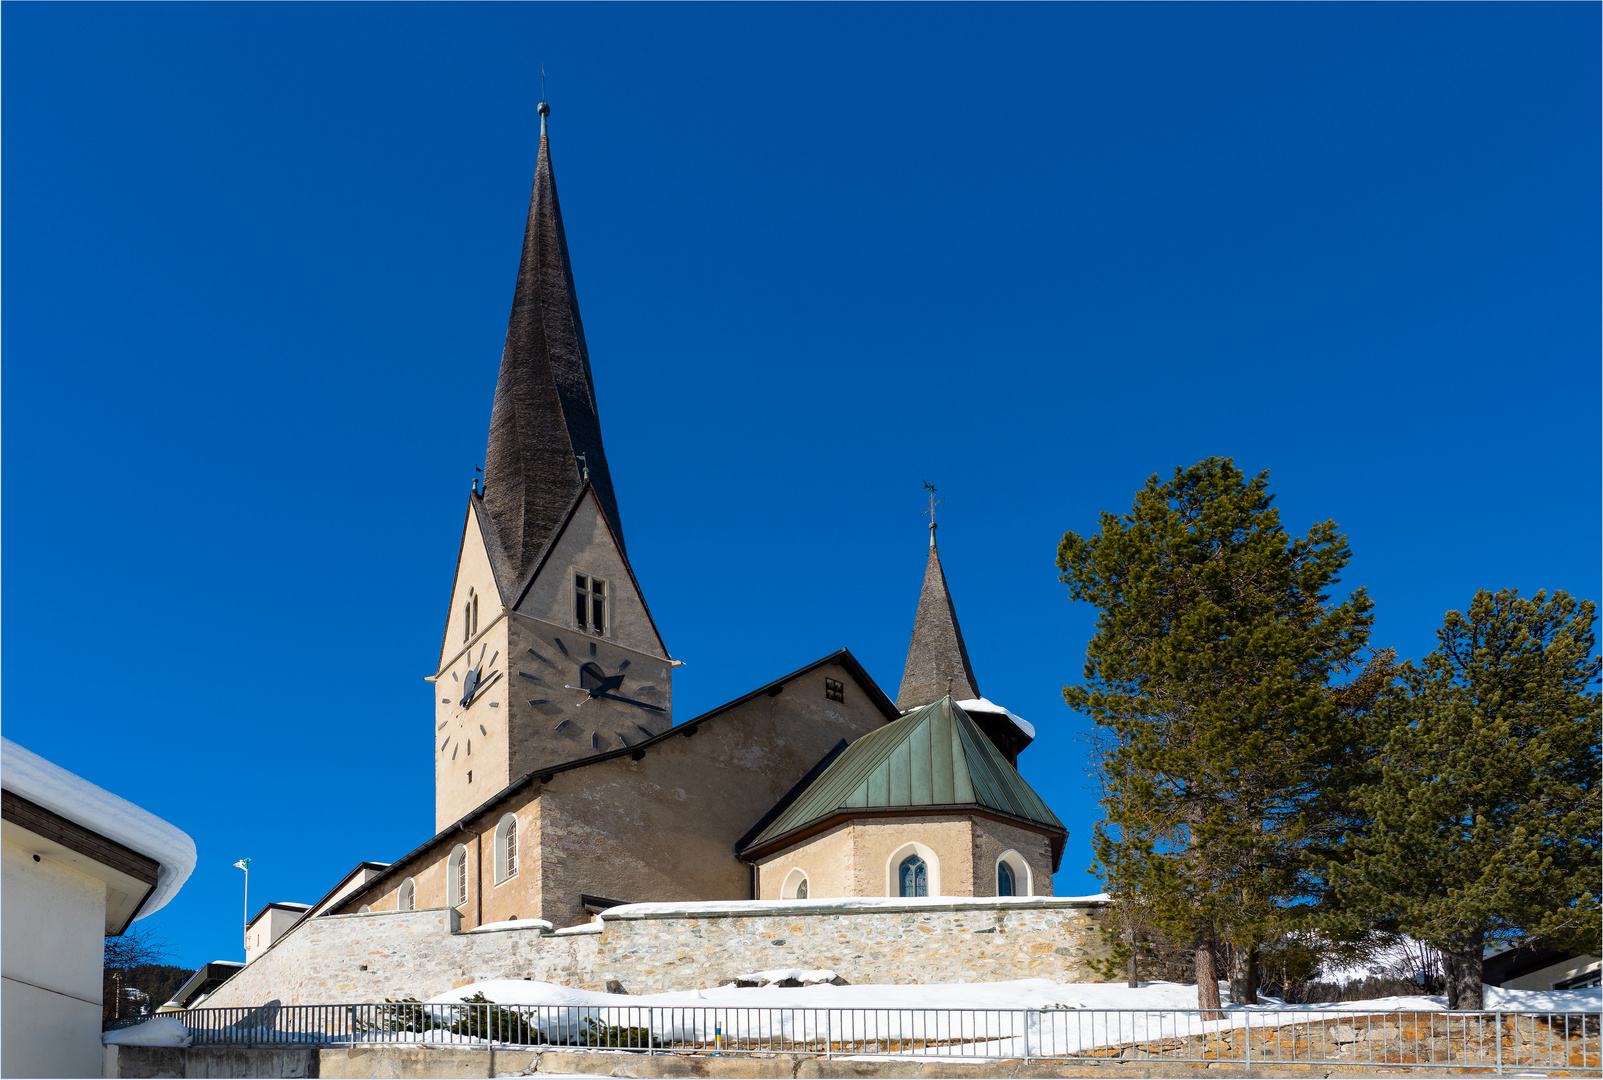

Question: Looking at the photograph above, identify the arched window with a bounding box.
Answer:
[781,867,810,900]
[996,850,1033,897]
[885,842,940,897]
[447,845,469,908]
[398,877,416,911]
[898,855,928,897]
[464,587,479,642]
[495,813,519,883]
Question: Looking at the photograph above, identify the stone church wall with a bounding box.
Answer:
[196,897,1113,1009]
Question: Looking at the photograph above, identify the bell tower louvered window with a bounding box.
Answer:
[574,573,606,635]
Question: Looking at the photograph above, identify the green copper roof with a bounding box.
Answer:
[742,697,1063,854]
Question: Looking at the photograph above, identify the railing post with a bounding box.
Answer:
[1022,1008,1031,1064]
[1243,1012,1251,1071]
[1495,1011,1503,1075]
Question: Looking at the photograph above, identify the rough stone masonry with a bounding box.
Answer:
[198,898,1114,1008]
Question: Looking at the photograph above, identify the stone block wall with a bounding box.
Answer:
[197,897,1112,1009]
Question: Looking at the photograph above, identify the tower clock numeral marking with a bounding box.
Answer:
[553,637,569,656]
[440,736,451,750]
[438,720,448,731]
[555,719,569,732]
[479,725,487,735]
[441,697,451,704]
[452,744,458,760]
[589,642,597,658]
[617,659,631,670]
[636,724,654,738]
[528,648,551,665]
[529,698,549,706]
[590,731,599,749]
[451,672,459,682]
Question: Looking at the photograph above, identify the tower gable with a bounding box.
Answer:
[437,502,506,673]
[512,487,666,661]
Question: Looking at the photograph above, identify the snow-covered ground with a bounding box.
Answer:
[3,737,196,918]
[415,978,1601,1058]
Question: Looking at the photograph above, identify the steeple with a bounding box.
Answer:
[481,102,627,591]
[895,530,981,711]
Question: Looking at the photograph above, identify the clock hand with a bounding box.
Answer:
[595,692,666,714]
[463,670,501,706]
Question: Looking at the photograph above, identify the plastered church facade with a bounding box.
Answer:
[315,107,1067,930]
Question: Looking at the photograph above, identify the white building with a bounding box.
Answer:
[1,738,196,1079]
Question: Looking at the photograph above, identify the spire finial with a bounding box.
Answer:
[538,66,550,136]
[922,481,944,549]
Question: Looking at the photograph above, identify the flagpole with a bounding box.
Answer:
[234,858,252,954]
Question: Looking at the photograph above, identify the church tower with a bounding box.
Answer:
[431,105,672,830]
[896,516,1034,766]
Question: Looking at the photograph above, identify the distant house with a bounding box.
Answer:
[1484,943,1602,991]
[1,738,196,1078]
[245,902,312,963]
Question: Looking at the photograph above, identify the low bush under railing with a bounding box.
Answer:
[152,1002,1602,1071]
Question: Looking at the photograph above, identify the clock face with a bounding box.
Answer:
[438,643,502,762]
[517,633,669,753]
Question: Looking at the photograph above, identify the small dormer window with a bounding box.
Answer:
[574,573,606,635]
[463,587,480,642]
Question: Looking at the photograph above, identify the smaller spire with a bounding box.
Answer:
[897,493,980,712]
[538,99,549,137]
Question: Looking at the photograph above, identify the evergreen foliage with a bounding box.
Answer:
[1058,458,1375,1010]
[1326,588,1601,1009]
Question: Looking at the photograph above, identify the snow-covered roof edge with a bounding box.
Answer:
[955,697,1036,739]
[2,737,197,920]
[604,894,1109,920]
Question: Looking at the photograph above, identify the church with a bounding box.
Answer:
[320,105,1067,930]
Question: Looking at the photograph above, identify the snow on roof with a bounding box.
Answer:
[955,698,1036,739]
[469,918,554,934]
[2,737,196,919]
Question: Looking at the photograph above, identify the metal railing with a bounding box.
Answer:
[156,1003,1599,1072]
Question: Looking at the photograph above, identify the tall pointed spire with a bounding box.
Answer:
[482,102,627,591]
[896,529,981,711]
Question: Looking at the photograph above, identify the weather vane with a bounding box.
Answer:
[922,481,944,547]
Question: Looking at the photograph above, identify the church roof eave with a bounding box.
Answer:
[336,648,902,912]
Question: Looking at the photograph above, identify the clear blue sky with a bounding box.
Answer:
[4,4,1597,969]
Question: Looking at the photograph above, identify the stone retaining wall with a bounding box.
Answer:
[197,898,1113,1008]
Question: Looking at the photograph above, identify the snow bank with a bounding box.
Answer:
[604,894,1107,918]
[733,968,839,985]
[430,977,1600,1017]
[470,918,554,934]
[3,738,196,919]
[103,1018,191,1047]
[955,698,1036,739]
[415,978,1601,1057]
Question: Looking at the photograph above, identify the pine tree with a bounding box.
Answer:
[1059,458,1374,1010]
[1327,588,1601,1009]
